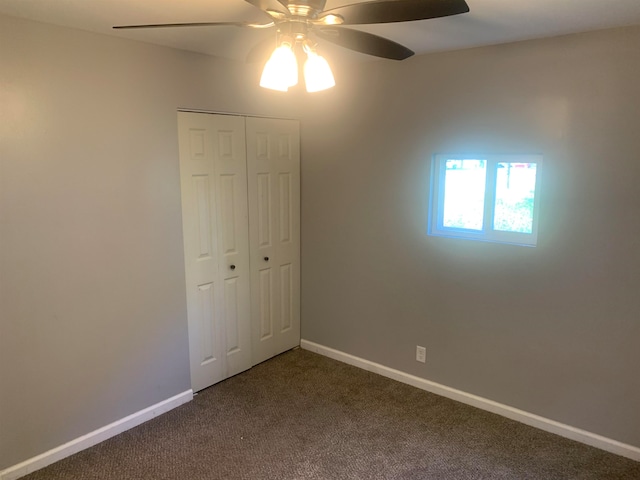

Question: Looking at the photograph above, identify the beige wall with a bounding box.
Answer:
[299,26,640,448]
[0,15,301,469]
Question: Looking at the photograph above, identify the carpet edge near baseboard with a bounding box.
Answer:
[0,390,193,480]
[300,339,640,463]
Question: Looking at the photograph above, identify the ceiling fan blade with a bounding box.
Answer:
[244,0,289,15]
[113,21,274,30]
[314,27,414,60]
[319,0,469,25]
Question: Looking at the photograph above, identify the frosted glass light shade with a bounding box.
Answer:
[304,52,335,92]
[260,43,298,91]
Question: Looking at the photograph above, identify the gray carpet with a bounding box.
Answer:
[23,348,640,479]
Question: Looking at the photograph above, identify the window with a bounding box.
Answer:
[428,154,541,246]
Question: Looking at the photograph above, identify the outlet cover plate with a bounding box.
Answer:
[416,345,426,363]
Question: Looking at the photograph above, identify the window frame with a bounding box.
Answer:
[428,154,542,247]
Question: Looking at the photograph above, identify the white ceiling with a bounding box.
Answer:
[3,0,640,64]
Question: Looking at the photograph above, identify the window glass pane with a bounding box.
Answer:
[443,159,486,230]
[493,162,537,233]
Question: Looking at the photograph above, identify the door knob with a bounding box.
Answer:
[230,264,236,270]
[264,257,269,262]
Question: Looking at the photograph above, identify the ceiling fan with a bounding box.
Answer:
[114,0,470,92]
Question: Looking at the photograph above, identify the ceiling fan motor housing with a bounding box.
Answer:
[286,1,327,18]
[277,19,309,44]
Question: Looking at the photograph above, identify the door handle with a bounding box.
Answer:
[264,257,269,262]
[230,264,236,270]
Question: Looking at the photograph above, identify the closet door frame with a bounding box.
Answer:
[178,110,301,391]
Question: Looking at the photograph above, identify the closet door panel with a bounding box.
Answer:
[178,112,251,392]
[246,117,301,365]
[211,114,252,378]
[178,112,225,392]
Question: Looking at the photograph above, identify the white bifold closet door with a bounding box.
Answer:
[177,112,300,392]
[177,112,252,392]
[246,117,301,366]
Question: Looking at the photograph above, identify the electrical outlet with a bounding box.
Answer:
[416,345,426,363]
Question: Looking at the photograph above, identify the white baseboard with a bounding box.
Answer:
[0,390,193,480]
[301,339,640,463]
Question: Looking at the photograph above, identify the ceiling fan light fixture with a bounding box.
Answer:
[260,39,298,91]
[115,0,470,92]
[304,49,335,93]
